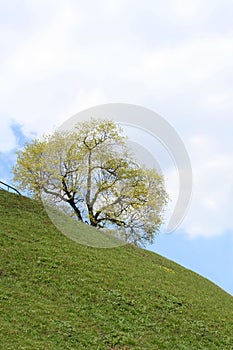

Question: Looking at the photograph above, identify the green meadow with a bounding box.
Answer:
[0,190,232,349]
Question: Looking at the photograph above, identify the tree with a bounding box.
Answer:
[13,119,167,247]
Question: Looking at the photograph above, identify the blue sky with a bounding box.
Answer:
[0,0,233,295]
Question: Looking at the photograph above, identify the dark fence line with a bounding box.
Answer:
[0,181,21,195]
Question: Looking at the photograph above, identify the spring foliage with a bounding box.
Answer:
[13,119,167,246]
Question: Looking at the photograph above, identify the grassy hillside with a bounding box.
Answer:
[0,190,232,350]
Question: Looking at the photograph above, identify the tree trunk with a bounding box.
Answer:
[86,151,97,226]
[68,198,83,222]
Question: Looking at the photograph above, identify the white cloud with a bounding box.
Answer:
[127,34,233,96]
[180,137,233,237]
[0,3,75,91]
[171,0,202,16]
[0,118,16,152]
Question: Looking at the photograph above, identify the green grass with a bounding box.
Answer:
[0,190,232,349]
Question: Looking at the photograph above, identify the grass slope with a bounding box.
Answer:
[0,190,232,350]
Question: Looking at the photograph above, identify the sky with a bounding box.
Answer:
[0,0,233,295]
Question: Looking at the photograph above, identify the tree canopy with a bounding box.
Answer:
[13,119,167,246]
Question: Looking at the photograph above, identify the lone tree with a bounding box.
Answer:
[13,119,167,246]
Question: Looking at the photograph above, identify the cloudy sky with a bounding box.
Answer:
[0,0,233,295]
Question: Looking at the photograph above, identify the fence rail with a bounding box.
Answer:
[0,181,21,195]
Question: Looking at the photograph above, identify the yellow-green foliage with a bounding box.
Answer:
[13,118,168,246]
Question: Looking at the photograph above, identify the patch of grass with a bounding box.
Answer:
[0,190,232,349]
